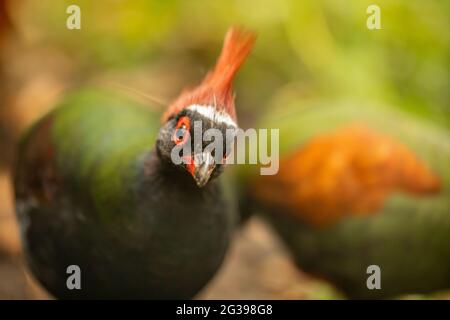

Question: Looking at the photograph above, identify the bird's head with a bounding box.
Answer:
[156,105,238,187]
[156,27,255,187]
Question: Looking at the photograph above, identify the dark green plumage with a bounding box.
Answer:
[14,88,236,299]
[240,101,450,298]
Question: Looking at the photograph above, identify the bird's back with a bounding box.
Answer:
[15,88,160,221]
[14,88,162,298]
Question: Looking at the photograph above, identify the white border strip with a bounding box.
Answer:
[187,105,237,128]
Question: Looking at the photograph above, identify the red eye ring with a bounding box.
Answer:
[172,116,190,145]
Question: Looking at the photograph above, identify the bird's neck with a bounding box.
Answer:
[134,148,224,225]
[141,149,204,191]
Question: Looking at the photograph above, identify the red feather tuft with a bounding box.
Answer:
[162,27,256,123]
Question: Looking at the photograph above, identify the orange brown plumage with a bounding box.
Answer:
[251,124,441,226]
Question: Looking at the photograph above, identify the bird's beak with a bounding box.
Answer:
[192,152,216,188]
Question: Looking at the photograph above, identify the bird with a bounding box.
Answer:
[239,101,450,299]
[13,27,256,299]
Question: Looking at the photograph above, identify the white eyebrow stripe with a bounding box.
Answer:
[187,104,238,128]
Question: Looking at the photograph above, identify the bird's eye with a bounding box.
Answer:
[173,116,190,145]
[175,127,186,141]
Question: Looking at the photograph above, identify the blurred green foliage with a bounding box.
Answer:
[18,0,449,127]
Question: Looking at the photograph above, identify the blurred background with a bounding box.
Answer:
[0,0,448,299]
